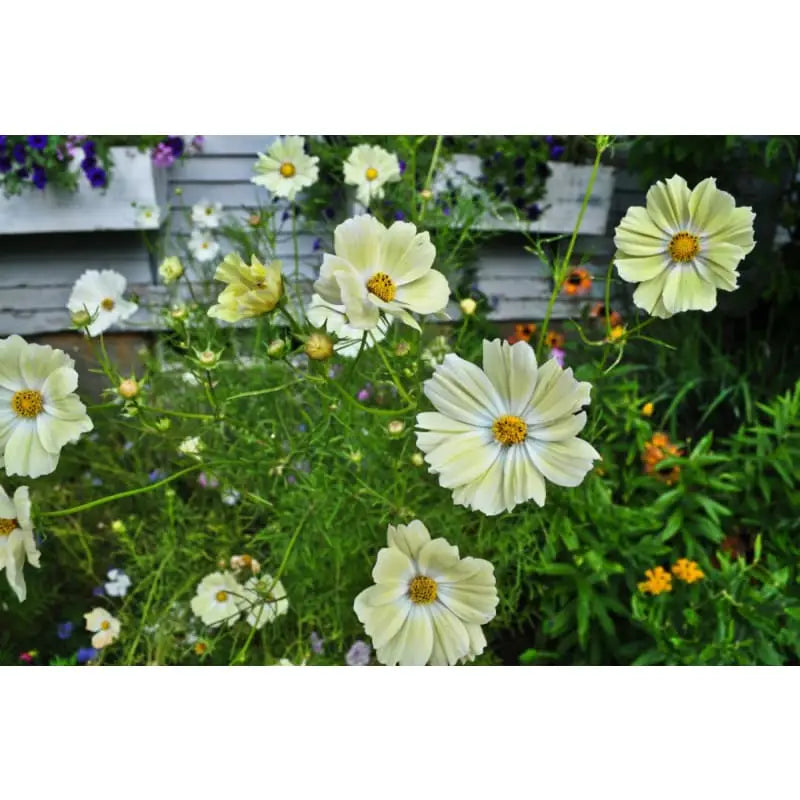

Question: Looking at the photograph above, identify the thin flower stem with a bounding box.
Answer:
[536,139,607,360]
[38,463,206,517]
[138,405,215,420]
[309,373,415,417]
[224,380,304,404]
[375,341,413,404]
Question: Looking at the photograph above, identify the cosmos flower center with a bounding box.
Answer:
[365,167,379,181]
[279,162,296,178]
[492,414,528,445]
[100,621,111,631]
[215,590,229,602]
[11,389,44,419]
[408,575,437,605]
[668,231,700,263]
[101,297,115,311]
[0,518,18,536]
[366,271,396,302]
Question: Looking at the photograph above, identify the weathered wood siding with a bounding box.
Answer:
[0,136,648,336]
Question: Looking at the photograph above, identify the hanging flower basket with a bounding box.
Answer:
[0,147,166,236]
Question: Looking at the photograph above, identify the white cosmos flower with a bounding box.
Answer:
[251,136,319,201]
[416,339,600,516]
[178,436,203,458]
[190,571,243,627]
[354,520,498,666]
[67,269,138,337]
[343,144,402,207]
[237,574,288,629]
[84,607,121,649]
[0,335,94,478]
[190,200,223,229]
[614,175,756,318]
[188,229,220,262]
[0,484,40,602]
[306,293,390,357]
[314,215,450,332]
[135,204,161,228]
[104,568,132,598]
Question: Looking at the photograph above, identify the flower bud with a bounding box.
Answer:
[159,256,184,284]
[305,332,334,361]
[195,348,221,368]
[170,304,189,321]
[154,417,171,432]
[118,378,139,399]
[411,452,425,467]
[395,341,411,356]
[387,420,405,435]
[459,297,477,316]
[111,520,127,535]
[267,338,286,358]
[71,308,93,329]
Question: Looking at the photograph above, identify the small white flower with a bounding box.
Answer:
[178,436,203,457]
[314,215,450,333]
[104,568,131,598]
[67,269,139,337]
[275,657,307,666]
[251,136,319,201]
[135,204,161,228]
[416,339,600,516]
[354,520,498,666]
[0,336,94,479]
[0,485,40,602]
[84,607,121,649]
[306,293,390,357]
[237,574,288,629]
[188,229,220,263]
[158,256,184,284]
[344,144,402,207]
[221,488,241,506]
[190,571,242,627]
[191,200,223,229]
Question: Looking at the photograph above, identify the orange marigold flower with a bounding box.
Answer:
[590,302,622,328]
[562,267,592,296]
[507,322,537,344]
[544,330,565,349]
[672,558,705,584]
[638,566,672,595]
[642,432,682,485]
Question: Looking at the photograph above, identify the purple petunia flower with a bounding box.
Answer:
[165,136,184,158]
[27,135,48,150]
[80,156,97,172]
[77,647,99,664]
[0,157,12,174]
[310,631,324,654]
[189,135,205,154]
[151,142,175,168]
[82,140,96,158]
[57,621,74,640]
[92,585,105,597]
[12,143,27,164]
[312,237,321,252]
[550,145,565,160]
[149,468,166,483]
[398,159,406,174]
[345,640,371,666]
[86,167,107,188]
[0,135,7,150]
[16,167,29,179]
[31,165,46,189]
[394,210,405,221]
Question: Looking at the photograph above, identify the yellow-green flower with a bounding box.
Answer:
[614,175,755,318]
[208,254,283,323]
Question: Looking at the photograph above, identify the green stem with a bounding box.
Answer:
[536,141,606,360]
[223,380,304,404]
[375,341,413,404]
[139,405,215,421]
[38,463,205,518]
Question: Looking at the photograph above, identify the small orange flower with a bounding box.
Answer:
[248,213,261,227]
[562,267,592,296]
[607,325,626,342]
[672,558,705,584]
[641,402,654,417]
[638,566,672,595]
[507,322,537,344]
[590,302,623,328]
[194,641,208,655]
[544,330,565,349]
[642,432,682,485]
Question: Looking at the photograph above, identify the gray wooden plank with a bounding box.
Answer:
[169,156,259,182]
[198,136,277,156]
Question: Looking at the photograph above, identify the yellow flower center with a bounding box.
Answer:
[365,167,378,181]
[492,414,528,445]
[668,232,700,263]
[215,590,228,602]
[280,162,296,178]
[0,518,18,537]
[11,389,44,419]
[100,620,111,631]
[366,272,396,302]
[101,297,115,311]
[408,575,437,605]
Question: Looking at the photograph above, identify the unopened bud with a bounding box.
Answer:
[411,452,425,467]
[387,420,405,435]
[267,339,286,358]
[71,309,93,328]
[305,332,334,361]
[118,378,139,399]
[111,519,127,535]
[459,297,477,316]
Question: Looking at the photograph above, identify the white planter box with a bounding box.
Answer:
[433,154,615,235]
[0,146,166,235]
